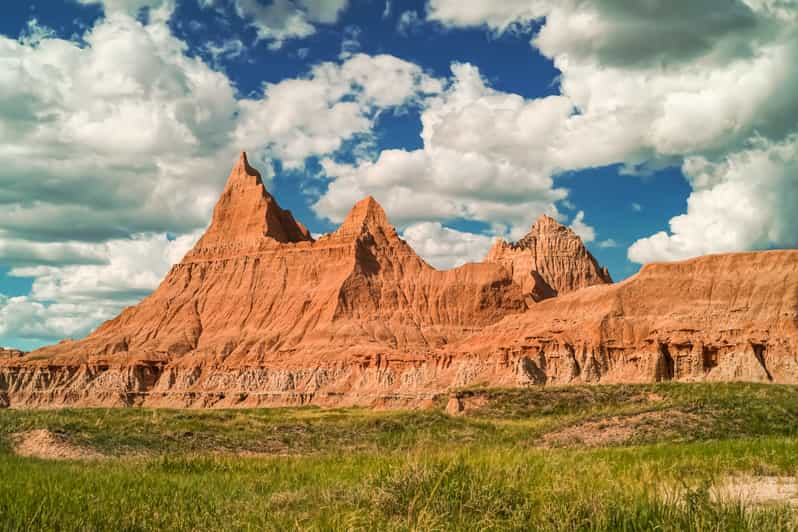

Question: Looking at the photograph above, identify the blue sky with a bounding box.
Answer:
[0,0,796,350]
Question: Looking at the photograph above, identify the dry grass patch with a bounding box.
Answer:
[713,476,798,507]
[541,409,704,447]
[13,429,103,460]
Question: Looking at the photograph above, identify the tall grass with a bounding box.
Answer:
[1,383,797,530]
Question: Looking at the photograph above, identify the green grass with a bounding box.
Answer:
[1,383,798,530]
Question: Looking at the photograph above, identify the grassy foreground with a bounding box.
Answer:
[2,383,798,530]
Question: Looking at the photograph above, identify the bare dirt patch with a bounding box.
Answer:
[446,394,490,416]
[634,392,666,403]
[713,476,798,507]
[542,409,703,447]
[13,429,103,460]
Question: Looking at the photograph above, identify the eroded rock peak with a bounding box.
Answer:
[486,214,612,301]
[186,153,312,258]
[332,195,398,240]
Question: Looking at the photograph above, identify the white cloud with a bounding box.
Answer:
[235,53,442,168]
[598,239,618,249]
[339,25,361,59]
[0,12,240,243]
[427,1,546,31]
[77,0,174,18]
[0,16,437,247]
[0,294,114,342]
[0,239,106,267]
[227,0,349,48]
[10,231,201,303]
[628,136,798,263]
[402,222,494,269]
[0,12,440,345]
[18,19,56,46]
[205,38,245,64]
[314,63,567,236]
[631,202,643,212]
[568,211,595,243]
[397,11,422,36]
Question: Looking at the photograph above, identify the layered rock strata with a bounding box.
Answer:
[486,215,612,302]
[0,349,23,359]
[451,250,798,387]
[1,154,795,409]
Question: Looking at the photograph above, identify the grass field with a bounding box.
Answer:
[2,383,798,530]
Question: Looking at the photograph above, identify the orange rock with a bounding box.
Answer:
[1,154,795,409]
[450,250,798,386]
[486,214,612,302]
[0,348,23,359]
[188,152,312,259]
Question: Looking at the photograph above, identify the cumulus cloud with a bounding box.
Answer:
[205,38,246,64]
[0,294,114,342]
[628,136,798,263]
[220,0,349,48]
[0,240,107,268]
[235,53,442,169]
[0,12,242,243]
[0,230,200,342]
[77,0,173,17]
[427,0,546,31]
[18,19,56,46]
[0,16,436,251]
[339,25,361,59]
[397,11,422,36]
[10,231,201,304]
[314,63,566,236]
[598,239,619,249]
[402,222,494,269]
[427,0,798,264]
[318,40,794,244]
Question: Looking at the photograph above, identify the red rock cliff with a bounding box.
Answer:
[1,155,795,409]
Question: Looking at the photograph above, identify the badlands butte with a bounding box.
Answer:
[1,153,797,409]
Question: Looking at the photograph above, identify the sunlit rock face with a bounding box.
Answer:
[2,155,795,409]
[486,214,612,303]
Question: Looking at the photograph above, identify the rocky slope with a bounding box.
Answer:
[450,250,798,387]
[1,154,796,409]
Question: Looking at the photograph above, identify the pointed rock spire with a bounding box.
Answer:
[333,195,397,240]
[529,214,562,234]
[187,152,311,257]
[486,213,612,301]
[225,151,263,189]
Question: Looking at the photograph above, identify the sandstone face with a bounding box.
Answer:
[486,215,612,302]
[451,250,798,387]
[0,348,24,359]
[188,152,312,259]
[1,154,796,409]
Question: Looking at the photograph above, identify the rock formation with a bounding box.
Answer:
[486,215,612,302]
[0,348,24,359]
[451,250,798,387]
[1,154,796,409]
